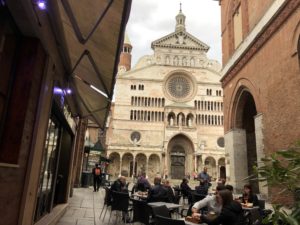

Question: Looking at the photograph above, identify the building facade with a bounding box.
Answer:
[220,0,300,197]
[106,9,226,181]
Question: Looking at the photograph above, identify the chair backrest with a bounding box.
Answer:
[191,192,206,204]
[155,215,185,225]
[258,199,265,209]
[132,198,151,225]
[111,191,129,212]
[151,205,171,218]
[137,182,146,192]
[103,186,112,206]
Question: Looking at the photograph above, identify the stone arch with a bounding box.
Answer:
[121,153,134,177]
[186,113,194,127]
[228,78,261,130]
[148,154,160,180]
[177,112,185,126]
[229,85,260,193]
[167,112,176,126]
[135,153,147,176]
[107,152,121,178]
[203,156,217,180]
[167,134,194,179]
[218,157,226,179]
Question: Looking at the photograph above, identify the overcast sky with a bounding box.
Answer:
[126,0,222,66]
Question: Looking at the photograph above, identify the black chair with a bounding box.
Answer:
[131,198,153,225]
[100,186,112,221]
[191,192,206,204]
[136,182,146,192]
[109,191,131,224]
[244,207,262,225]
[155,215,185,225]
[151,205,171,218]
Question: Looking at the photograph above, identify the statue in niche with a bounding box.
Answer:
[170,117,174,126]
[188,117,192,127]
[178,114,182,126]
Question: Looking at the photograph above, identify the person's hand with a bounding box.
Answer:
[191,212,201,220]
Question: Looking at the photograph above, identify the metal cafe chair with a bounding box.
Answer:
[109,191,131,224]
[131,198,153,225]
[100,186,112,221]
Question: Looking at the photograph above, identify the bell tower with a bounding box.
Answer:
[119,33,132,72]
[175,3,186,32]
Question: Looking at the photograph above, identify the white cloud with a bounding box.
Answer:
[126,0,222,66]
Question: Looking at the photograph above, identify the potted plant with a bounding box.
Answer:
[253,143,300,225]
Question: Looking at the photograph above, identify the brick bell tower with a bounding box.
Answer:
[118,33,132,72]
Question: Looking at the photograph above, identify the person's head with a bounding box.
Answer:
[243,184,252,195]
[119,176,126,185]
[154,177,161,185]
[182,178,188,184]
[217,189,233,207]
[215,184,226,195]
[141,172,146,177]
[225,184,233,192]
[203,167,208,173]
[95,163,99,167]
[164,179,171,187]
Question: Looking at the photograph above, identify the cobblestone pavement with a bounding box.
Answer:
[56,187,109,225]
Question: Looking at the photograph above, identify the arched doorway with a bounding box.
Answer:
[121,153,133,177]
[235,90,259,193]
[204,157,217,180]
[170,145,185,179]
[218,158,226,179]
[167,134,194,179]
[148,154,160,180]
[108,152,120,178]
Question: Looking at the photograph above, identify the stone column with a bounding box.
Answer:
[255,113,268,197]
[225,129,248,192]
[132,156,136,178]
[146,156,149,177]
[194,155,197,172]
[119,154,123,176]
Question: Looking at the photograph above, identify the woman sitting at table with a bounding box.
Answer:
[192,189,245,225]
[241,184,259,207]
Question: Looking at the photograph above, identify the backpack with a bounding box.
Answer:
[95,168,101,176]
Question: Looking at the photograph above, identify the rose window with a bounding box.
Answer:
[167,76,191,98]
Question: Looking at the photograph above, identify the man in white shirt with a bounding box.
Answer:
[192,185,226,215]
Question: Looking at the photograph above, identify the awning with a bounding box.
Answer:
[52,0,132,128]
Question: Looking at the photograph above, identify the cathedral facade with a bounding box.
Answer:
[106,9,226,181]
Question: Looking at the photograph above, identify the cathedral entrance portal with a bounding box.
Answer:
[167,134,194,179]
[170,146,185,179]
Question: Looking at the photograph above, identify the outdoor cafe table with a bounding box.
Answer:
[180,218,207,225]
[131,192,148,200]
[148,202,182,210]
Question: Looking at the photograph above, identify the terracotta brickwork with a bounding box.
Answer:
[221,0,300,201]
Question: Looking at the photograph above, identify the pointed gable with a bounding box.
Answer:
[151,31,210,52]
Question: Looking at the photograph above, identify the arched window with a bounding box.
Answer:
[162,98,165,107]
[190,57,195,67]
[130,110,133,120]
[165,56,170,65]
[131,96,134,105]
[173,56,179,66]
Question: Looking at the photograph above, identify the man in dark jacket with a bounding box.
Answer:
[147,177,168,202]
[92,163,102,192]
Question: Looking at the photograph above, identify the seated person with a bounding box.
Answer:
[192,189,245,225]
[241,184,259,206]
[110,176,128,193]
[136,172,151,191]
[162,179,175,203]
[225,184,233,192]
[180,178,193,204]
[195,180,208,196]
[192,185,226,215]
[147,177,168,202]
